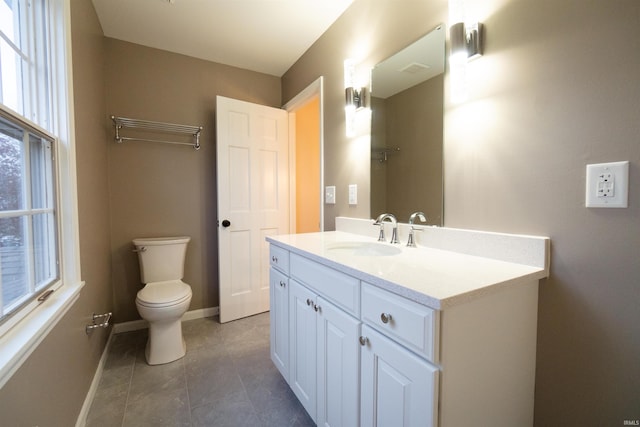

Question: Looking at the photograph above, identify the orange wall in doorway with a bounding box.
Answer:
[295,98,320,233]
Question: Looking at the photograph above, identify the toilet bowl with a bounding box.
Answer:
[133,236,192,365]
[136,280,192,365]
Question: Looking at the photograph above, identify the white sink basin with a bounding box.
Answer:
[325,241,402,257]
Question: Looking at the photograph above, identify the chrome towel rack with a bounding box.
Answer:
[111,115,203,150]
[85,312,112,334]
[373,146,400,163]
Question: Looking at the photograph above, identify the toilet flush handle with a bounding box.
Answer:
[132,246,146,253]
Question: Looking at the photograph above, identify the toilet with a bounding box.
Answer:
[133,236,192,365]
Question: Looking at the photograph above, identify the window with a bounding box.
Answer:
[0,0,50,128]
[0,0,79,351]
[0,107,59,325]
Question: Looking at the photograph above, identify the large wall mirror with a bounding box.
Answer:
[370,25,445,225]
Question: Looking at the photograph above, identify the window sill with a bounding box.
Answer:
[0,281,84,389]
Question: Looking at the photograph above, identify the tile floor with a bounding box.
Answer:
[85,313,315,427]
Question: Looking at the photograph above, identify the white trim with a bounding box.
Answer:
[112,306,220,334]
[0,281,84,389]
[283,77,325,232]
[287,112,297,233]
[75,328,115,427]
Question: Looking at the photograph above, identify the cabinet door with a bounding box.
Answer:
[316,296,361,427]
[289,280,318,421]
[360,325,438,427]
[270,267,289,382]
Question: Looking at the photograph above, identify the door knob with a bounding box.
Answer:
[221,219,231,227]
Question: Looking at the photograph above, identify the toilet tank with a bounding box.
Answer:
[133,236,190,283]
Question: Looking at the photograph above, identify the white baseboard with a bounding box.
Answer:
[112,306,219,334]
[75,329,114,427]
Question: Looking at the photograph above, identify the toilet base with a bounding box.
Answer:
[145,318,186,365]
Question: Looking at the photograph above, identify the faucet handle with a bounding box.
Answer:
[407,212,428,247]
[409,211,427,225]
[375,221,386,242]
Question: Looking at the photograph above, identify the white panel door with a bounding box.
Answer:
[360,325,439,427]
[316,296,361,427]
[217,96,289,323]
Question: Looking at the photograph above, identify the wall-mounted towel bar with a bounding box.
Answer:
[111,115,203,150]
[373,146,400,163]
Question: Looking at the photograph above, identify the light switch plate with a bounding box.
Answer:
[585,161,629,208]
[325,186,336,204]
[348,184,357,205]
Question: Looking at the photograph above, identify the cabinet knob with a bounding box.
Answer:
[380,313,392,324]
[313,303,320,312]
[359,336,369,346]
[272,256,278,263]
[279,281,285,287]
[306,298,313,306]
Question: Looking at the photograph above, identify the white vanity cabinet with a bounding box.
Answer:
[269,245,290,382]
[279,249,361,426]
[360,282,440,427]
[269,227,548,427]
[360,325,438,427]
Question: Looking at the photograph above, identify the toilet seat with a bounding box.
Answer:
[136,280,192,308]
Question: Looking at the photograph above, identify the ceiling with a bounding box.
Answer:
[91,0,354,77]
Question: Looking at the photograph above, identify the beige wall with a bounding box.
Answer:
[0,0,112,424]
[284,0,640,424]
[105,39,281,321]
[444,1,640,424]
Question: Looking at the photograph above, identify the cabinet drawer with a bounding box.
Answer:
[270,244,289,274]
[361,282,438,363]
[290,253,360,317]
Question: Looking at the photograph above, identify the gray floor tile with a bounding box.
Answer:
[85,380,128,427]
[86,313,315,427]
[128,358,186,405]
[190,394,261,427]
[122,386,191,427]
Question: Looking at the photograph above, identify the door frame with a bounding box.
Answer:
[283,77,325,232]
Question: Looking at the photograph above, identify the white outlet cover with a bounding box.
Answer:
[585,161,629,208]
[325,186,336,204]
[348,184,357,205]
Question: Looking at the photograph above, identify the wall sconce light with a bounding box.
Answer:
[449,21,484,103]
[344,59,369,136]
[345,86,369,111]
[449,22,483,64]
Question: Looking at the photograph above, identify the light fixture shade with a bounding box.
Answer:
[449,21,483,63]
[466,22,483,59]
[359,87,369,109]
[345,87,356,108]
[345,86,368,110]
[450,22,467,62]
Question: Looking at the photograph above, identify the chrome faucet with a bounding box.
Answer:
[374,213,399,244]
[407,211,428,247]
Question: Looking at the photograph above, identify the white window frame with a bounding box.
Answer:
[0,105,60,327]
[0,0,83,389]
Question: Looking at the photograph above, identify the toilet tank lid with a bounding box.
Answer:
[133,236,190,246]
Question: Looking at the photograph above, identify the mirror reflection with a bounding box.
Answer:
[370,25,444,225]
